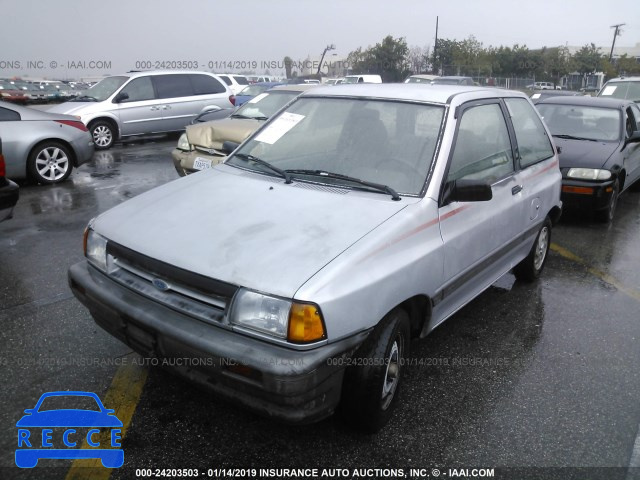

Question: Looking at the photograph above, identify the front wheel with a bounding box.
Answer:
[27,141,73,184]
[595,179,619,223]
[514,217,552,282]
[340,309,410,433]
[90,120,116,150]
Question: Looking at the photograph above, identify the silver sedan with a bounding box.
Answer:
[0,101,94,184]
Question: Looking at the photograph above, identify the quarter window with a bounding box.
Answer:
[0,106,20,121]
[153,74,194,99]
[505,98,554,168]
[448,103,514,183]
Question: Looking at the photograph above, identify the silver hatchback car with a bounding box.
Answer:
[69,84,562,432]
[48,71,234,150]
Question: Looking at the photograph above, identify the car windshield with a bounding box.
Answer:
[233,91,299,119]
[226,97,445,195]
[72,75,128,101]
[343,77,359,84]
[537,104,621,142]
[407,77,432,84]
[432,78,463,85]
[37,395,101,412]
[238,84,269,96]
[599,81,640,101]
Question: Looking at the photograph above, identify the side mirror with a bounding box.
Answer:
[447,179,493,203]
[202,105,222,113]
[221,141,240,155]
[627,132,640,144]
[114,92,129,103]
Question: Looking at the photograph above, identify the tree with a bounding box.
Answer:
[573,43,602,75]
[346,35,411,82]
[407,44,431,73]
[283,56,293,79]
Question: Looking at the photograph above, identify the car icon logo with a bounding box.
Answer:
[152,278,170,291]
[15,391,124,469]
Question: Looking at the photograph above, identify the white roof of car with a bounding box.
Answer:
[300,83,525,105]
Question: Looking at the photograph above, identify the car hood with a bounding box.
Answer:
[93,165,408,298]
[16,410,123,428]
[554,137,620,170]
[46,101,94,115]
[186,118,262,149]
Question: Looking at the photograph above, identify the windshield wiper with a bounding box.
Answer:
[71,95,99,102]
[285,169,401,201]
[553,134,598,142]
[231,113,258,119]
[233,153,291,184]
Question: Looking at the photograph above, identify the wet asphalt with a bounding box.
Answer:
[1,136,640,480]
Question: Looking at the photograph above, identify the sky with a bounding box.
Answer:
[1,0,639,80]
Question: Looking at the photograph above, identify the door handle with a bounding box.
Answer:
[150,106,160,111]
[512,185,523,195]
[162,105,171,110]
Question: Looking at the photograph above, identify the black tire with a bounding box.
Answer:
[27,141,73,185]
[90,120,116,150]
[340,308,410,433]
[595,179,619,223]
[514,216,552,282]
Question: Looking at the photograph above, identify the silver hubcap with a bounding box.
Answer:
[93,125,112,147]
[533,227,549,271]
[381,339,401,410]
[35,147,69,181]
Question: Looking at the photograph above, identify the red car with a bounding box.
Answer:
[0,87,29,105]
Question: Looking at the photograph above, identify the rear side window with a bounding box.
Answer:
[448,103,514,183]
[190,74,226,95]
[119,77,155,102]
[153,74,194,99]
[0,106,20,121]
[505,98,554,168]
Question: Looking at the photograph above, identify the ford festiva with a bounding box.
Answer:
[47,71,234,150]
[68,84,562,432]
[536,96,640,222]
[172,84,315,176]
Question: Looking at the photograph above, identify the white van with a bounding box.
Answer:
[343,74,382,84]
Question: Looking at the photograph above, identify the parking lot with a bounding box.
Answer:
[1,137,640,480]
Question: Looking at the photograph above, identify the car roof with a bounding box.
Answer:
[604,77,640,83]
[115,70,224,80]
[536,95,632,108]
[299,83,525,105]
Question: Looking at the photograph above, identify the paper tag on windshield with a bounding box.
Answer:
[255,112,305,144]
[600,86,616,96]
[531,93,541,99]
[249,93,269,104]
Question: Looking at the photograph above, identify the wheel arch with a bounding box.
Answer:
[87,116,120,140]
[394,294,432,339]
[27,138,77,172]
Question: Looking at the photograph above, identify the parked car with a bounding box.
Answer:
[432,76,475,86]
[47,71,234,150]
[215,74,249,95]
[531,90,583,104]
[0,138,19,222]
[0,101,94,184]
[597,77,640,103]
[235,82,284,107]
[0,86,29,105]
[69,84,562,432]
[189,105,235,124]
[172,84,316,176]
[526,82,555,90]
[247,75,273,84]
[343,74,382,84]
[579,85,600,94]
[324,78,342,85]
[404,74,439,84]
[536,96,640,221]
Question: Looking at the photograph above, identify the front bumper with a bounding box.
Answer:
[70,134,95,167]
[560,178,615,212]
[68,261,368,423]
[171,149,225,177]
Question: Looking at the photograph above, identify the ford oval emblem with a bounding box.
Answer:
[152,278,170,291]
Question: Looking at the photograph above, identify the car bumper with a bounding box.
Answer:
[69,135,95,167]
[0,179,19,222]
[560,178,615,212]
[171,149,225,177]
[68,261,369,424]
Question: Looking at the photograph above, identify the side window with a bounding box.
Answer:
[0,107,20,121]
[505,98,554,168]
[447,103,514,183]
[190,74,226,95]
[218,75,232,86]
[119,77,155,102]
[153,74,194,99]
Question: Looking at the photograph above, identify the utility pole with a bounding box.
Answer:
[609,23,625,62]
[434,16,439,74]
[317,44,336,75]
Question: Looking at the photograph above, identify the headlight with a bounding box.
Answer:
[84,228,108,272]
[230,289,326,343]
[567,168,612,181]
[176,133,192,152]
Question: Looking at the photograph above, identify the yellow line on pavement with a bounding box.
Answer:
[65,357,148,480]
[550,243,640,302]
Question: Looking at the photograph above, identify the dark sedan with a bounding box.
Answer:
[0,138,19,222]
[536,96,640,222]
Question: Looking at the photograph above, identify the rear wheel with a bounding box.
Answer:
[514,217,552,282]
[340,308,410,433]
[27,141,73,184]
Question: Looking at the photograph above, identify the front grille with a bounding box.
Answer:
[106,241,238,326]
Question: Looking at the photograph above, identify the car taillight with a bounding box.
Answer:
[55,120,88,131]
[229,95,236,106]
[0,154,5,177]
